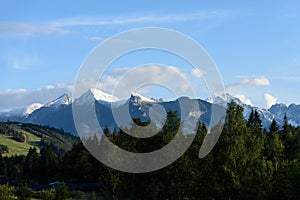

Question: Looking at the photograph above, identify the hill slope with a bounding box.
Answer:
[0,122,79,156]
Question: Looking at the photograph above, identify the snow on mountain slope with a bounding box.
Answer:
[130,92,156,105]
[268,103,288,119]
[207,93,278,128]
[44,94,71,109]
[1,90,300,135]
[1,107,25,118]
[269,103,300,125]
[206,93,245,107]
[207,93,253,117]
[1,103,43,118]
[208,94,300,128]
[24,103,43,116]
[75,88,119,105]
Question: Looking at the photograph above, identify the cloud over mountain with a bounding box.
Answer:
[0,83,73,110]
[264,93,278,109]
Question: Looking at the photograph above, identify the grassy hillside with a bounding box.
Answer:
[0,133,40,156]
[0,122,79,156]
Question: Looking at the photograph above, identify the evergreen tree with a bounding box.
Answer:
[40,146,59,183]
[270,119,279,135]
[214,101,267,198]
[247,109,262,134]
[214,101,248,198]
[281,114,290,140]
[281,114,296,160]
[24,147,40,184]
[265,119,284,171]
[103,125,111,137]
[55,183,69,200]
[1,106,300,199]
[0,154,4,177]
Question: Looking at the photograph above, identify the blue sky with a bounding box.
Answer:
[0,0,300,110]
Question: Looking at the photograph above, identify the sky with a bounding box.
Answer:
[0,0,300,110]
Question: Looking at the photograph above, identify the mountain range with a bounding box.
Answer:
[0,88,299,135]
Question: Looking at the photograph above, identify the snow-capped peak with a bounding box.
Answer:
[24,103,43,116]
[206,93,244,106]
[130,92,156,104]
[44,94,71,108]
[0,103,43,118]
[270,103,288,110]
[76,88,119,105]
[90,88,119,102]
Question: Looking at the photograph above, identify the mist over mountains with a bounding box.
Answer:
[0,88,299,135]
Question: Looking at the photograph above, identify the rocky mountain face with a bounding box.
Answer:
[0,89,299,135]
[207,93,300,128]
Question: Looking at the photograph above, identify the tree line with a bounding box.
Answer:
[0,122,78,154]
[0,101,300,199]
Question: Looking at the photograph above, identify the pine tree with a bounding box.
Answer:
[103,125,111,137]
[40,146,59,183]
[214,101,267,198]
[24,147,40,183]
[281,114,291,140]
[214,101,248,198]
[247,109,255,127]
[270,119,279,135]
[247,109,262,134]
[0,154,5,177]
[265,119,284,171]
[281,114,296,160]
[112,128,117,143]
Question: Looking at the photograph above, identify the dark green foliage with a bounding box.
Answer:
[247,109,262,134]
[0,185,14,200]
[55,183,69,200]
[281,114,297,160]
[0,122,25,142]
[270,119,279,134]
[14,186,34,200]
[37,189,55,200]
[0,144,9,154]
[40,146,60,183]
[12,132,26,142]
[0,122,79,155]
[20,123,78,153]
[0,104,300,199]
[24,147,39,183]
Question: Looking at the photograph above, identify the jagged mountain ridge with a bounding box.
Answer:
[207,93,298,128]
[0,89,299,135]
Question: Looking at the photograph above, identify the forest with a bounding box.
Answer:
[0,101,300,199]
[0,122,78,156]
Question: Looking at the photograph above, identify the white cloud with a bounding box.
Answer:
[234,94,253,106]
[226,76,270,93]
[0,83,74,111]
[240,76,270,86]
[45,85,55,90]
[88,36,133,44]
[0,10,238,38]
[88,36,104,41]
[51,10,235,27]
[191,68,204,78]
[95,65,192,99]
[0,65,210,110]
[264,93,277,108]
[0,9,241,39]
[0,65,198,110]
[0,22,70,37]
[3,53,43,70]
[230,76,270,87]
[0,88,28,95]
[73,65,195,101]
